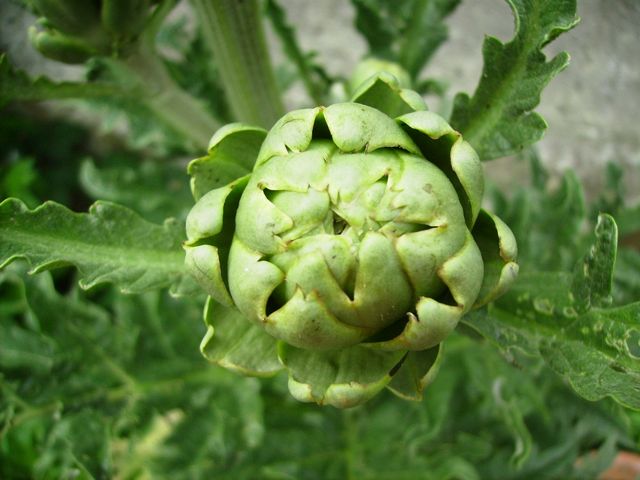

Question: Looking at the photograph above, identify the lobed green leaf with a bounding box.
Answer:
[571,214,617,312]
[464,216,640,409]
[0,198,195,295]
[0,267,258,479]
[1,265,633,478]
[450,0,579,160]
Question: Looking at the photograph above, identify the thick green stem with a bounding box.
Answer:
[342,409,359,480]
[118,47,220,150]
[191,0,285,128]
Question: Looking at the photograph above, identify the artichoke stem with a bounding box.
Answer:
[342,408,360,478]
[114,46,220,150]
[190,0,285,128]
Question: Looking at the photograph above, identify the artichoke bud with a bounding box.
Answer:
[28,24,96,64]
[187,105,517,349]
[186,77,519,406]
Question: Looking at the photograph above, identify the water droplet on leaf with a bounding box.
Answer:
[533,298,554,316]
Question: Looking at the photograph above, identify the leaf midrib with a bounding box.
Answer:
[0,227,184,274]
[488,303,639,372]
[460,2,541,147]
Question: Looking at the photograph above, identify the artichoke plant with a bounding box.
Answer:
[184,71,518,408]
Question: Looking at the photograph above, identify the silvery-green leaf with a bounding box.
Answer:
[0,198,194,295]
[464,215,640,409]
[450,0,579,160]
[571,214,617,312]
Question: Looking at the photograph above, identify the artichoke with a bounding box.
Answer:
[28,0,159,63]
[185,72,518,408]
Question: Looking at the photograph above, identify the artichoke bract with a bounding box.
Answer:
[185,72,518,408]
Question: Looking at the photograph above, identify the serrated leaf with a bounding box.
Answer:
[539,303,640,408]
[465,214,640,409]
[0,266,249,479]
[468,295,640,410]
[450,0,579,160]
[0,198,193,294]
[571,214,617,312]
[0,53,139,108]
[465,284,640,410]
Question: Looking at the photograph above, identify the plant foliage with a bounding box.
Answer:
[0,0,638,478]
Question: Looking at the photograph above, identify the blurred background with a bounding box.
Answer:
[2,0,639,200]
